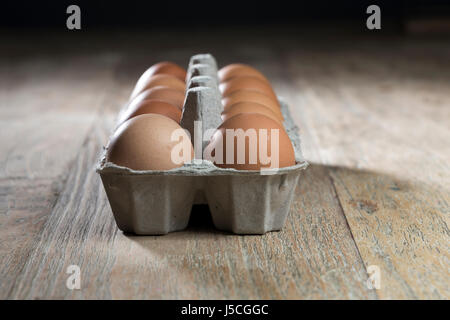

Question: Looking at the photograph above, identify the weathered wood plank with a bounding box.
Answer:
[0,53,120,179]
[330,167,449,299]
[0,178,62,298]
[282,42,450,299]
[0,50,121,298]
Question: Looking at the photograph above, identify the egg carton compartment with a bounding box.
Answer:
[97,54,308,235]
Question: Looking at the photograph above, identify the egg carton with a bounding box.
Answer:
[96,54,308,235]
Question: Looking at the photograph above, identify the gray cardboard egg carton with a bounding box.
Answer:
[97,54,308,235]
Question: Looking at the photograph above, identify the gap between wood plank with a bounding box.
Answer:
[326,167,379,298]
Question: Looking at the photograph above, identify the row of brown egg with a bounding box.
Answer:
[204,64,296,170]
[106,62,194,170]
[106,61,296,171]
[119,62,188,124]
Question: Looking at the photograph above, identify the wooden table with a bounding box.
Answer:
[1,29,449,299]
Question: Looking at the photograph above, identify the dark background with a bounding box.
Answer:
[1,0,449,34]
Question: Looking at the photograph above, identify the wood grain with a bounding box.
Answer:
[0,46,121,298]
[1,31,449,299]
[330,168,449,299]
[281,41,450,299]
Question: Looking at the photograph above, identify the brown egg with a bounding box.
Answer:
[129,86,185,110]
[118,100,182,125]
[130,74,186,100]
[218,63,269,83]
[222,102,283,124]
[135,62,187,86]
[204,113,295,170]
[107,114,193,170]
[222,90,282,118]
[220,76,277,100]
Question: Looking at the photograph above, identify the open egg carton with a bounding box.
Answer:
[97,54,308,235]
